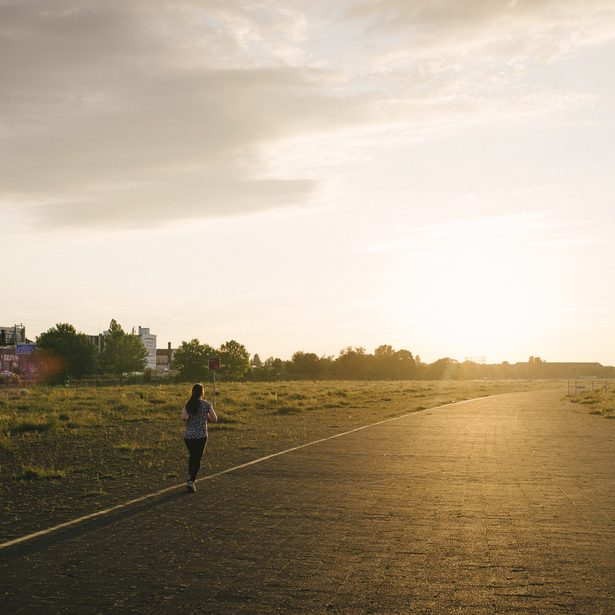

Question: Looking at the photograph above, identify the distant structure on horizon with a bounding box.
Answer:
[156,342,175,374]
[86,333,105,353]
[0,324,26,346]
[138,326,157,371]
[464,356,486,364]
[0,324,35,375]
[87,325,158,372]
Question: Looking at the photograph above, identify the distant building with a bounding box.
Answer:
[464,356,486,364]
[138,326,157,371]
[86,326,157,372]
[85,334,105,352]
[537,362,608,379]
[156,342,175,373]
[0,324,26,346]
[0,325,26,374]
[0,324,38,376]
[0,348,18,373]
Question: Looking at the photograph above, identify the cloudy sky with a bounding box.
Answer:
[2,0,615,364]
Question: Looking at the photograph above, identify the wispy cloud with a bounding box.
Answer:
[0,2,353,227]
[347,0,615,62]
[2,1,614,228]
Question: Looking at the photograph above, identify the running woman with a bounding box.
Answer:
[180,383,218,492]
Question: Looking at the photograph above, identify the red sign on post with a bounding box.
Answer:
[208,358,221,370]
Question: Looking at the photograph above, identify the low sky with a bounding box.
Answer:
[2,1,615,364]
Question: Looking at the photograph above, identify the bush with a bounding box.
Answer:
[0,373,21,387]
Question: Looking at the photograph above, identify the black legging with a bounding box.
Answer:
[184,437,207,482]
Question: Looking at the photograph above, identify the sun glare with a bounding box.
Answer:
[392,216,552,360]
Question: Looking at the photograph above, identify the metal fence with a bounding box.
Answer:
[567,380,611,395]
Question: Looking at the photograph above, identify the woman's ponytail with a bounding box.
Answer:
[186,383,205,415]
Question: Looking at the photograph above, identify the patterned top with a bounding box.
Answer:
[184,400,212,439]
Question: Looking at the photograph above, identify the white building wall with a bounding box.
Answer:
[138,327,157,371]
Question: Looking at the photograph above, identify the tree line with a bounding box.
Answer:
[173,341,615,382]
[244,350,615,381]
[18,321,615,384]
[33,320,149,383]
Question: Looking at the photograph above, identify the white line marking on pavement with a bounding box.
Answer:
[0,395,496,550]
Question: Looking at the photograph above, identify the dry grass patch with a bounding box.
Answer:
[18,465,67,480]
[569,385,615,417]
[113,442,154,452]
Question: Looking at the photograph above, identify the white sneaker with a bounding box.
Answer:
[187,480,196,493]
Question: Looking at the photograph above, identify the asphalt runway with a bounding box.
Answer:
[1,389,614,614]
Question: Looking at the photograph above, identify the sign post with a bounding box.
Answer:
[16,344,37,355]
[208,358,221,405]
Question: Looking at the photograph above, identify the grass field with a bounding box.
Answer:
[568,384,615,418]
[0,379,558,542]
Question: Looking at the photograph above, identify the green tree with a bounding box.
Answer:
[262,357,288,380]
[100,319,148,378]
[374,344,395,358]
[219,340,250,380]
[36,323,98,382]
[335,347,370,379]
[291,351,322,379]
[374,344,395,379]
[173,339,215,381]
[373,345,416,379]
[393,349,416,379]
[425,357,459,380]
